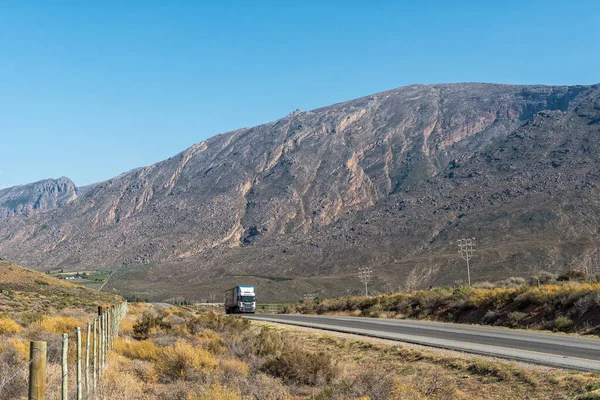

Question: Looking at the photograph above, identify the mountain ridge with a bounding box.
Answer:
[1,82,599,300]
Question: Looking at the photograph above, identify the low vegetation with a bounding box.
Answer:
[3,262,600,399]
[284,272,600,335]
[0,261,122,400]
[96,304,600,399]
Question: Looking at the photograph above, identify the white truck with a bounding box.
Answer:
[225,285,256,314]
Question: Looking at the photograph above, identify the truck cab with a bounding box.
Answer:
[225,285,256,314]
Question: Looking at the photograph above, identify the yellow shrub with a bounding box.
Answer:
[156,340,218,380]
[114,338,160,361]
[119,318,135,335]
[220,358,250,376]
[0,337,29,361]
[188,384,242,400]
[9,337,29,359]
[194,329,226,354]
[37,316,80,334]
[0,317,22,335]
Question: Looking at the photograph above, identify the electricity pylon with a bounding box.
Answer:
[359,267,372,296]
[457,238,476,286]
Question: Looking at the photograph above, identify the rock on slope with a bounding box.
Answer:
[0,83,599,300]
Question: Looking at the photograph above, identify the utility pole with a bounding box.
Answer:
[358,267,372,297]
[457,238,476,286]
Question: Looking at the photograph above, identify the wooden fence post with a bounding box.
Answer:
[28,341,46,400]
[61,333,68,400]
[99,315,104,372]
[93,319,97,392]
[103,312,107,365]
[76,327,82,400]
[85,323,90,396]
[107,309,111,350]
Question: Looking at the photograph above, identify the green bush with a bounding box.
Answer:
[507,311,527,327]
[452,285,473,299]
[133,313,172,340]
[553,315,574,332]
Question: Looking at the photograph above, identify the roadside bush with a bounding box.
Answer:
[558,270,586,282]
[253,326,290,357]
[411,366,456,399]
[132,313,171,340]
[262,349,339,385]
[452,285,473,300]
[347,367,397,400]
[114,338,160,361]
[195,329,226,355]
[231,371,292,399]
[483,310,501,324]
[0,316,22,334]
[219,358,250,379]
[156,340,218,381]
[529,271,558,286]
[507,311,527,327]
[553,315,574,332]
[497,277,526,288]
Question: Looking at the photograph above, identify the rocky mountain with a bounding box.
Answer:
[1,83,599,300]
[0,177,78,218]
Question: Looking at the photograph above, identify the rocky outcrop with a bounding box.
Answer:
[0,83,598,300]
[0,177,78,218]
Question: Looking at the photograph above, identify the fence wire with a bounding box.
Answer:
[0,302,127,400]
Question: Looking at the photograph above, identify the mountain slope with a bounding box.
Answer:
[0,83,599,300]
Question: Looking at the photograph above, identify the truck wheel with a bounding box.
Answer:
[225,308,230,315]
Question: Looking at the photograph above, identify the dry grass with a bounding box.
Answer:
[93,303,600,400]
[265,322,600,400]
[286,280,600,334]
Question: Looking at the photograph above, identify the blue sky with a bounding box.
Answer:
[1,1,599,188]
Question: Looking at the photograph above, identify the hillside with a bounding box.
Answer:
[0,261,120,312]
[0,83,599,300]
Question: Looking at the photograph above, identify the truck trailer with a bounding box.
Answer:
[225,286,256,314]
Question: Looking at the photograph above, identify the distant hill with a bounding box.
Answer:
[0,83,599,300]
[0,261,120,312]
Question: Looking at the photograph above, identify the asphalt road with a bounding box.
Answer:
[246,314,600,372]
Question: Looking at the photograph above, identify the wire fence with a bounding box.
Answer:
[0,301,127,400]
